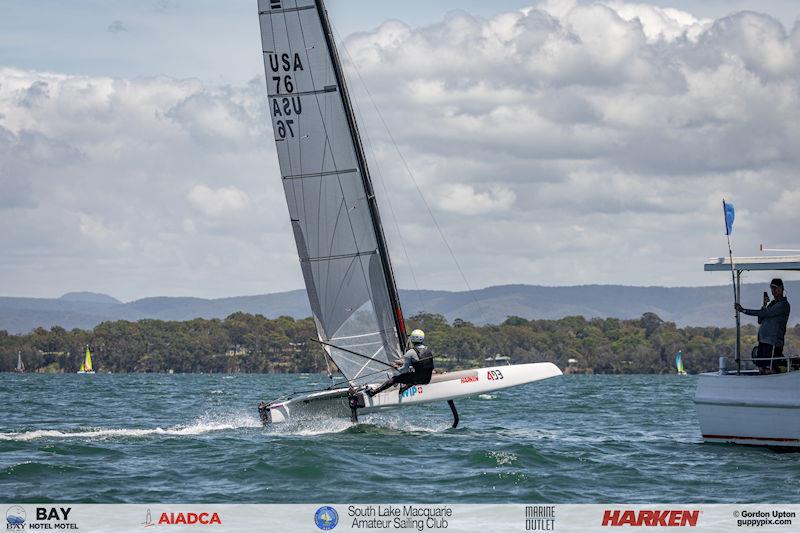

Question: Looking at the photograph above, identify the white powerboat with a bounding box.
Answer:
[694,255,800,448]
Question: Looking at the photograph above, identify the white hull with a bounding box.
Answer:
[263,362,562,424]
[77,371,96,374]
[694,371,800,447]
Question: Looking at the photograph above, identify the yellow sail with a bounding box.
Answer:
[79,362,85,372]
[84,346,93,372]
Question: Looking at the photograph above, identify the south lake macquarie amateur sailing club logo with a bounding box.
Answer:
[314,506,338,530]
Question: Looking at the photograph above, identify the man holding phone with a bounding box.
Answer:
[736,278,791,373]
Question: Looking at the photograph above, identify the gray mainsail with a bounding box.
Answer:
[258,0,406,385]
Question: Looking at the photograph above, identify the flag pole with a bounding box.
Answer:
[723,199,740,372]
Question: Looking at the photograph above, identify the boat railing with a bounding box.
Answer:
[720,353,800,374]
[746,352,800,372]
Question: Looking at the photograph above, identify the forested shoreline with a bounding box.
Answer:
[1,312,797,374]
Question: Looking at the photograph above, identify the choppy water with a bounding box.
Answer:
[1,373,798,503]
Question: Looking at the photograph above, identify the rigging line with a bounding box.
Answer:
[309,338,394,368]
[331,24,494,331]
[353,344,386,380]
[271,365,394,404]
[328,367,393,390]
[331,26,424,314]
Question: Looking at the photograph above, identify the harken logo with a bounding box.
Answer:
[602,510,700,527]
[314,506,338,530]
[6,506,26,529]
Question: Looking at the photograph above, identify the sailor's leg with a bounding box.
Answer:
[755,343,773,372]
[366,376,397,397]
[394,372,419,395]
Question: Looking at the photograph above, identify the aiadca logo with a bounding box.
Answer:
[314,506,338,531]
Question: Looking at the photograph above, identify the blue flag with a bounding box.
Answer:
[723,200,735,236]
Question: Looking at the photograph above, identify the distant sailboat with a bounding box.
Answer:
[676,350,687,375]
[15,351,25,373]
[78,345,96,374]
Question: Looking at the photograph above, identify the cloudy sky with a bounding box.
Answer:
[2,0,799,301]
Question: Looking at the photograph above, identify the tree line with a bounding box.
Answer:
[1,312,797,374]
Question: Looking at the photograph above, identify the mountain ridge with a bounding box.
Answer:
[0,282,796,334]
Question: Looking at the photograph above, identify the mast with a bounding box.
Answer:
[314,0,407,350]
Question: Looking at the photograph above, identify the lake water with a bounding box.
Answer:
[1,373,797,502]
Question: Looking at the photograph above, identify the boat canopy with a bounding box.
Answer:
[705,255,800,272]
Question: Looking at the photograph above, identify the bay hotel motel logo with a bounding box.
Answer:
[6,507,26,530]
[6,507,77,530]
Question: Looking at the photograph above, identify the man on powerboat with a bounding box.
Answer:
[365,329,434,397]
[735,278,791,373]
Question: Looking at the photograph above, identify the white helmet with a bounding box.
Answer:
[409,329,425,344]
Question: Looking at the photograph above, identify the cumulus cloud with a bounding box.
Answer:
[0,67,290,299]
[1,1,800,300]
[343,1,800,289]
[188,185,250,218]
[438,184,516,214]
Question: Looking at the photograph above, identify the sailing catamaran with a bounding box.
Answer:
[255,0,561,426]
[675,350,687,375]
[78,345,95,374]
[15,351,25,373]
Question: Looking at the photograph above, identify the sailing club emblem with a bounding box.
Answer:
[314,506,338,530]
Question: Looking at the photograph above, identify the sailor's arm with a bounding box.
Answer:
[739,300,790,319]
[394,349,418,372]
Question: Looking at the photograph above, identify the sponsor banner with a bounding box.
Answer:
[1,504,798,532]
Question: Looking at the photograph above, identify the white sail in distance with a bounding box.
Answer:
[258,0,407,386]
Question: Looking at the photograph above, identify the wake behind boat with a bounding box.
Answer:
[255,0,561,426]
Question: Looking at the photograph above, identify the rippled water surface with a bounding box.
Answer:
[1,373,797,502]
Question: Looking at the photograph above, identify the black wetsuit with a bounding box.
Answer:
[367,344,434,396]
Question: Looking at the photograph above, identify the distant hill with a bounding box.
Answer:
[59,292,122,304]
[0,282,797,334]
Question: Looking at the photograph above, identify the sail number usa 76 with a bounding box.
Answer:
[267,52,304,139]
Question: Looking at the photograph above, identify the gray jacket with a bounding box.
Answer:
[395,344,424,374]
[741,297,790,347]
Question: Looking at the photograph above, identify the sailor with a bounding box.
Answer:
[365,329,434,397]
[735,278,791,373]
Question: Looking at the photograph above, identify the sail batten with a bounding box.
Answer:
[259,0,405,385]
